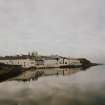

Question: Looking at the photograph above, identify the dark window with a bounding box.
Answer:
[65,62,67,64]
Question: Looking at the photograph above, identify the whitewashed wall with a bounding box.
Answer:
[0,58,82,68]
[44,59,58,66]
[0,59,36,68]
[69,59,81,65]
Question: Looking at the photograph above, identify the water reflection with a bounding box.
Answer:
[10,68,81,82]
[0,66,104,105]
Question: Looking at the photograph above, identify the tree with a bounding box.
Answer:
[31,51,39,60]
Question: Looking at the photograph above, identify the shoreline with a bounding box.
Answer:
[0,61,101,82]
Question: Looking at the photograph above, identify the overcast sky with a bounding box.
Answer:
[0,0,105,62]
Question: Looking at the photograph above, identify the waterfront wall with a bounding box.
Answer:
[0,58,82,68]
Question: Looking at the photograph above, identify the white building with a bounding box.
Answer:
[58,57,82,66]
[0,55,82,68]
[0,59,36,68]
[69,58,81,66]
[44,59,58,67]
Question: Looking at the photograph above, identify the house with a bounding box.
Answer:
[57,56,71,65]
[58,57,82,66]
[43,58,58,67]
[35,59,44,65]
[38,55,59,67]
[0,59,36,68]
[38,55,81,66]
[69,58,82,66]
[0,55,82,68]
[0,55,36,68]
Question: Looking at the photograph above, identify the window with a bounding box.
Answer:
[65,62,67,64]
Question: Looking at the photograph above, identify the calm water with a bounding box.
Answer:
[0,65,105,105]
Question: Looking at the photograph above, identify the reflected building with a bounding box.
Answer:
[10,68,81,82]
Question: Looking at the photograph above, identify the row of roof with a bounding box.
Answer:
[0,54,80,61]
[0,55,65,60]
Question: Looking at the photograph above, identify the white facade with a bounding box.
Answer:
[69,59,81,65]
[58,58,81,66]
[0,59,36,68]
[58,58,64,65]
[0,57,82,68]
[44,59,58,66]
[58,58,70,65]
